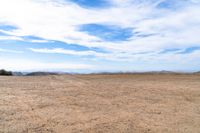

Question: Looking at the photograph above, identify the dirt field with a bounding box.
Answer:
[0,74,200,133]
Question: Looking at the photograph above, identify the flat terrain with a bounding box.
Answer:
[0,74,200,133]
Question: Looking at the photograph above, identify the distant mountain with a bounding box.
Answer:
[149,70,175,74]
[126,71,177,74]
[12,72,24,76]
[26,72,58,76]
[158,70,175,73]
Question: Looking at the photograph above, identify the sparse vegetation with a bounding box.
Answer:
[0,69,12,76]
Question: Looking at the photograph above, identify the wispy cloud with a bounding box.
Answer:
[0,58,93,71]
[0,48,23,53]
[29,47,200,63]
[29,48,106,57]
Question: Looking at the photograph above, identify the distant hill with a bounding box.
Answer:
[194,71,200,74]
[0,69,13,76]
[26,72,58,76]
[142,70,178,74]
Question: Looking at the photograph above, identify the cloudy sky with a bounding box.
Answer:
[0,0,200,72]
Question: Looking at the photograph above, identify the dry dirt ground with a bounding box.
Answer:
[0,74,200,133]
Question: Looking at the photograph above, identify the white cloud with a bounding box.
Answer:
[0,0,200,62]
[0,35,23,41]
[0,0,160,46]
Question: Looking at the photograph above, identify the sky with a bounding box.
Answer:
[0,0,200,72]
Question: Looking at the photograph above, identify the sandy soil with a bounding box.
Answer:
[0,74,200,133]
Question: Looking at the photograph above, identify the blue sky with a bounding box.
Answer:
[0,0,200,72]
